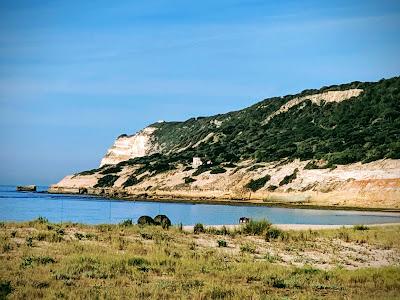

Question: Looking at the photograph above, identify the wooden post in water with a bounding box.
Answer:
[109,199,111,223]
[61,197,64,224]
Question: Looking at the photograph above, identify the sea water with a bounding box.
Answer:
[0,185,399,225]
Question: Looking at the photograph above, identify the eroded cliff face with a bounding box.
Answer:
[100,127,160,167]
[261,89,363,125]
[49,159,400,209]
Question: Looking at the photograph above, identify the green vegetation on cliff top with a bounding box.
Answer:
[80,77,400,181]
[149,77,400,166]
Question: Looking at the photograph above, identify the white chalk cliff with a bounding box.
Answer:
[100,127,159,167]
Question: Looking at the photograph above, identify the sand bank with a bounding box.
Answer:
[182,222,400,232]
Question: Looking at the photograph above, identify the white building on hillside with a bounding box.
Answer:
[192,157,203,169]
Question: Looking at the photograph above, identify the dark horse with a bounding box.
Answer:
[239,217,250,224]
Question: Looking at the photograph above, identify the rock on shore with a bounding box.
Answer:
[17,185,36,192]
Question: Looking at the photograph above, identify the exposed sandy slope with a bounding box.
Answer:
[261,88,363,125]
[49,158,400,209]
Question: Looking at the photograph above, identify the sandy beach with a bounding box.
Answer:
[182,222,400,232]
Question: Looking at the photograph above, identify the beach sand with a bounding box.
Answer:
[182,222,400,232]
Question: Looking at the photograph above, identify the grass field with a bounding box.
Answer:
[1,219,399,299]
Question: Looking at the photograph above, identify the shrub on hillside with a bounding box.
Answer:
[304,161,329,170]
[223,162,236,168]
[279,169,298,186]
[247,164,263,171]
[100,165,123,175]
[192,164,212,176]
[184,177,196,184]
[76,168,100,176]
[122,175,140,188]
[267,185,278,191]
[94,175,119,188]
[245,175,271,192]
[210,166,227,174]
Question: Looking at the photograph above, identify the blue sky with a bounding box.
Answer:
[0,0,399,185]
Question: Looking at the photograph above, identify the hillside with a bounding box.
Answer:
[49,77,400,208]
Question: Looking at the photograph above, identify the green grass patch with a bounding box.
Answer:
[1,221,400,299]
[353,224,370,231]
[241,219,271,235]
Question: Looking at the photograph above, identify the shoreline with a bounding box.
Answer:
[182,222,400,232]
[46,189,400,213]
[3,218,400,230]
